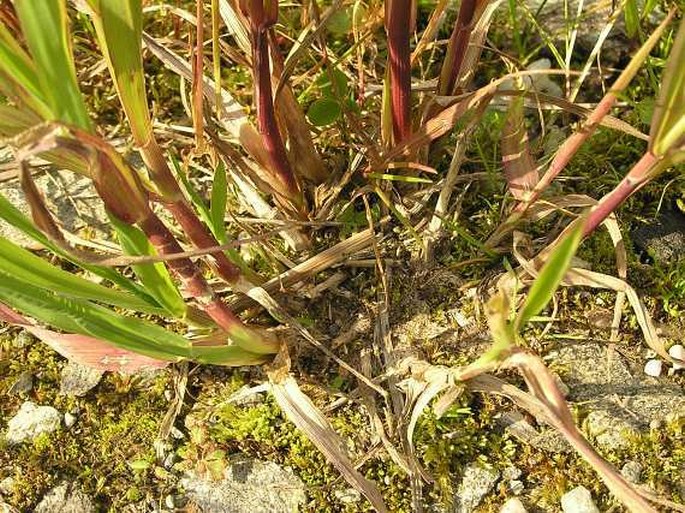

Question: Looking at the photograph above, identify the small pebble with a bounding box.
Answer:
[500,498,527,513]
[170,427,184,440]
[8,372,32,395]
[509,480,525,495]
[668,344,685,370]
[621,461,642,484]
[333,488,362,504]
[12,331,34,349]
[502,466,522,481]
[64,413,77,429]
[561,486,599,513]
[163,453,176,470]
[0,476,15,495]
[164,495,175,509]
[644,359,663,377]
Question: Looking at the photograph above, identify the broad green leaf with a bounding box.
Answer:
[88,0,152,144]
[307,98,341,126]
[210,161,228,243]
[0,270,190,359]
[110,215,187,318]
[650,19,685,156]
[315,68,349,98]
[0,191,158,306]
[515,219,586,330]
[0,235,162,314]
[14,0,91,130]
[1,269,268,366]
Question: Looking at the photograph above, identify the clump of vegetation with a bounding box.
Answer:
[0,0,683,511]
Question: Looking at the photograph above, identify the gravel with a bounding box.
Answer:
[500,498,527,513]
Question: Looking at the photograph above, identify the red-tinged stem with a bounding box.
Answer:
[583,151,660,238]
[251,26,302,207]
[438,0,478,96]
[137,213,278,354]
[517,91,619,214]
[386,0,412,143]
[164,200,241,283]
[138,138,243,284]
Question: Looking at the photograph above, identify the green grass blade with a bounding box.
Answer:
[515,219,586,330]
[0,191,159,307]
[0,269,267,366]
[0,235,163,314]
[0,271,190,359]
[210,160,228,243]
[14,0,91,129]
[0,23,51,117]
[110,215,187,318]
[88,0,152,143]
[650,18,685,156]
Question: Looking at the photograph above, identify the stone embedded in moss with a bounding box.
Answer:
[5,402,61,445]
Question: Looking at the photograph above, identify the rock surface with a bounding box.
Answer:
[7,372,32,395]
[453,463,500,513]
[0,171,110,248]
[60,361,104,397]
[560,486,599,513]
[500,498,528,513]
[620,461,643,484]
[632,208,685,265]
[34,483,96,513]
[548,343,685,450]
[180,458,306,513]
[5,402,61,445]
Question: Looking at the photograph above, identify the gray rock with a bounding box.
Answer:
[5,402,61,444]
[60,361,103,397]
[508,480,525,495]
[34,483,96,513]
[550,343,685,450]
[633,209,685,265]
[180,458,306,513]
[500,411,571,453]
[500,498,527,513]
[0,171,110,248]
[11,331,34,349]
[560,486,599,513]
[502,466,522,481]
[453,463,500,513]
[7,372,32,395]
[0,502,19,513]
[0,476,15,496]
[620,461,643,484]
